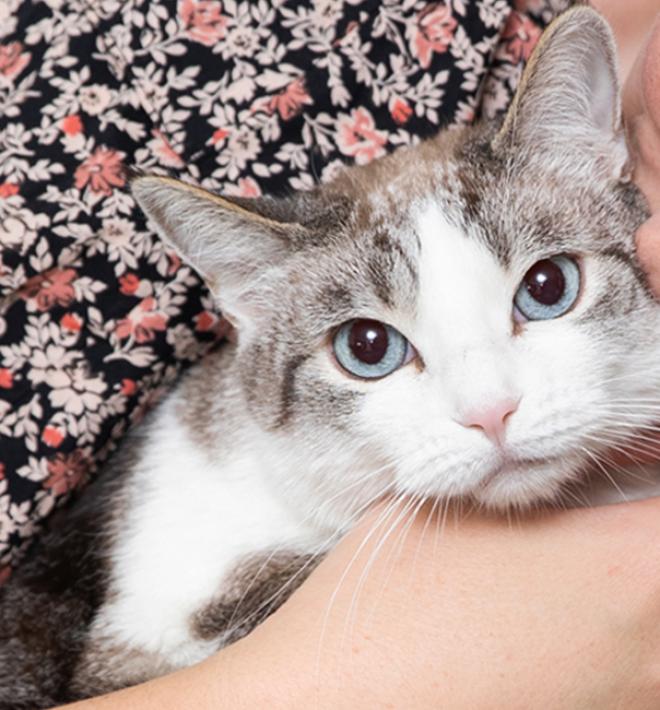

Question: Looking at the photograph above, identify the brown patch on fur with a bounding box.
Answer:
[454,163,483,224]
[191,550,321,645]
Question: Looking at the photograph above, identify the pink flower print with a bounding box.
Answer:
[74,147,125,197]
[42,426,65,448]
[337,108,388,165]
[390,98,413,126]
[237,177,261,197]
[267,78,313,121]
[0,182,18,198]
[211,128,229,145]
[44,451,89,496]
[500,12,542,64]
[0,369,12,389]
[149,129,185,169]
[20,268,77,311]
[0,42,30,81]
[60,114,83,136]
[60,313,82,332]
[195,312,232,340]
[195,310,216,332]
[412,3,458,69]
[167,251,181,275]
[121,378,137,396]
[179,0,227,47]
[225,177,261,198]
[119,273,140,295]
[120,273,152,297]
[115,297,168,343]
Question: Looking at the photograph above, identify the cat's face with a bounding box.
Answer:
[322,146,653,511]
[133,7,658,514]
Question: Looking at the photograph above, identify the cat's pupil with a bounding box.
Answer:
[524,259,566,305]
[348,320,389,364]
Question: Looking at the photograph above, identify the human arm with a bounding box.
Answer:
[60,497,660,710]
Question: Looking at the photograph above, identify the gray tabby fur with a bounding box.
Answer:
[0,7,657,706]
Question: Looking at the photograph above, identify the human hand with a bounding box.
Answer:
[622,14,660,295]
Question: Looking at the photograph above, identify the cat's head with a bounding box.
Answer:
[132,7,657,514]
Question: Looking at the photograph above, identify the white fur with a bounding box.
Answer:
[90,395,325,666]
[357,202,660,508]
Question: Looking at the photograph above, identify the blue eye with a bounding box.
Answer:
[514,255,580,321]
[333,319,411,379]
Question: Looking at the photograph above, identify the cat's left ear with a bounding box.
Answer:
[131,175,305,331]
[493,6,629,180]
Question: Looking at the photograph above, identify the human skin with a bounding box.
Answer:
[591,0,660,295]
[65,499,660,709]
[59,3,660,708]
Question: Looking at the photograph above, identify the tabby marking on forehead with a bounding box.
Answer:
[276,353,309,428]
[372,229,419,292]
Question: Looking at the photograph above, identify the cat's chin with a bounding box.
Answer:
[470,456,575,511]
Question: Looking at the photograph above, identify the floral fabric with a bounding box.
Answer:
[0,0,571,581]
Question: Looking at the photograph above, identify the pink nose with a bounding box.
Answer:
[459,398,519,446]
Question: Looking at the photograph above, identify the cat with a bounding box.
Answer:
[1,6,658,707]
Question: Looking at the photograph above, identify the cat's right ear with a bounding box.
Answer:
[131,175,304,331]
[493,6,629,180]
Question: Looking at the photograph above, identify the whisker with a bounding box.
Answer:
[313,493,406,690]
[580,446,629,502]
[341,495,423,653]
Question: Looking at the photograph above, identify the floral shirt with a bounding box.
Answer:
[0,0,572,582]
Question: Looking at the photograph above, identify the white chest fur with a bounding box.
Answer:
[89,396,323,666]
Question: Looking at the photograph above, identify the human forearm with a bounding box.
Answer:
[58,496,660,709]
[246,499,660,709]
